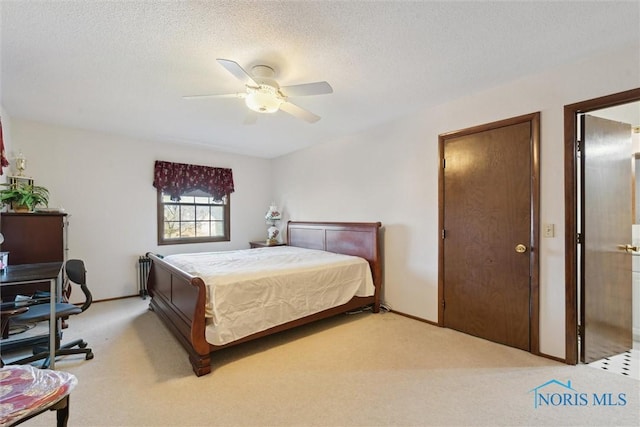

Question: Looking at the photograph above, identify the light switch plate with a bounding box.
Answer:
[543,223,555,238]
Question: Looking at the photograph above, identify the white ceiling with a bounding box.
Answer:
[1,1,639,159]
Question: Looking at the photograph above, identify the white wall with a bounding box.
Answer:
[272,43,640,360]
[7,119,273,301]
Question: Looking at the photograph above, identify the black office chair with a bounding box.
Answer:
[0,306,29,367]
[9,259,94,368]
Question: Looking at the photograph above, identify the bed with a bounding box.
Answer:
[146,221,383,376]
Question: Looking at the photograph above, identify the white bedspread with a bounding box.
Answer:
[162,246,375,345]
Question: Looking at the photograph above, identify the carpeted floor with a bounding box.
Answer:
[3,297,639,426]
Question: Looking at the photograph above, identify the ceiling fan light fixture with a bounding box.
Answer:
[191,59,331,123]
[245,85,283,114]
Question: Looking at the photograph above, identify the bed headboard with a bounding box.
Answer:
[287,221,383,299]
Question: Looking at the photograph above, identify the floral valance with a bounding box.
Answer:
[153,160,235,201]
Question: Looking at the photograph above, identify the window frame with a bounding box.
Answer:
[156,189,230,245]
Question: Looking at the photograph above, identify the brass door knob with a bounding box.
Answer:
[515,244,527,253]
[618,244,639,253]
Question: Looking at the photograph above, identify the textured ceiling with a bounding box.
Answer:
[1,1,639,158]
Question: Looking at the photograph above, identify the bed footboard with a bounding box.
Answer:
[146,252,212,376]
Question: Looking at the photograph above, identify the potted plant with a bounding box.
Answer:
[0,183,49,212]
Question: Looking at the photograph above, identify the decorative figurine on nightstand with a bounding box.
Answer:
[264,203,282,245]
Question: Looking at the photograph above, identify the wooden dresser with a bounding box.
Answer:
[0,212,68,300]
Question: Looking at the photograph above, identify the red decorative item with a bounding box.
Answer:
[153,160,235,201]
[0,365,77,425]
[0,117,9,175]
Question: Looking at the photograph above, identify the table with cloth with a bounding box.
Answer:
[0,365,77,426]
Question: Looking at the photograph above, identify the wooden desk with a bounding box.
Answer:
[1,262,63,369]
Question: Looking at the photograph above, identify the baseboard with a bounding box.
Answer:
[389,309,439,326]
[93,294,141,304]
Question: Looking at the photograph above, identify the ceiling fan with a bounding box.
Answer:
[183,59,333,123]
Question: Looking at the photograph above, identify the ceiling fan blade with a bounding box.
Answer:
[216,59,259,87]
[182,92,246,100]
[279,101,321,123]
[281,81,333,97]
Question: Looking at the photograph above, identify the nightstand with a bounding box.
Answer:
[249,241,287,248]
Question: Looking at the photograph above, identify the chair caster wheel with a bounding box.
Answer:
[85,352,94,360]
[79,341,88,349]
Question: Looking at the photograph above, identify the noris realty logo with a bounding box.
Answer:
[529,379,627,409]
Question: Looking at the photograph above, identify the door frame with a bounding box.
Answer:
[564,87,640,364]
[438,112,540,355]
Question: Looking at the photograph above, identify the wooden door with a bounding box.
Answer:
[581,114,633,363]
[439,114,539,352]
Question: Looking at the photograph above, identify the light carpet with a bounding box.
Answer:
[5,297,639,427]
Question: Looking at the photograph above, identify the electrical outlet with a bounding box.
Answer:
[543,223,555,238]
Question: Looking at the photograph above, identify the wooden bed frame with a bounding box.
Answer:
[147,221,383,376]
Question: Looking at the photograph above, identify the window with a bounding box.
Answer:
[152,160,235,245]
[157,189,230,245]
